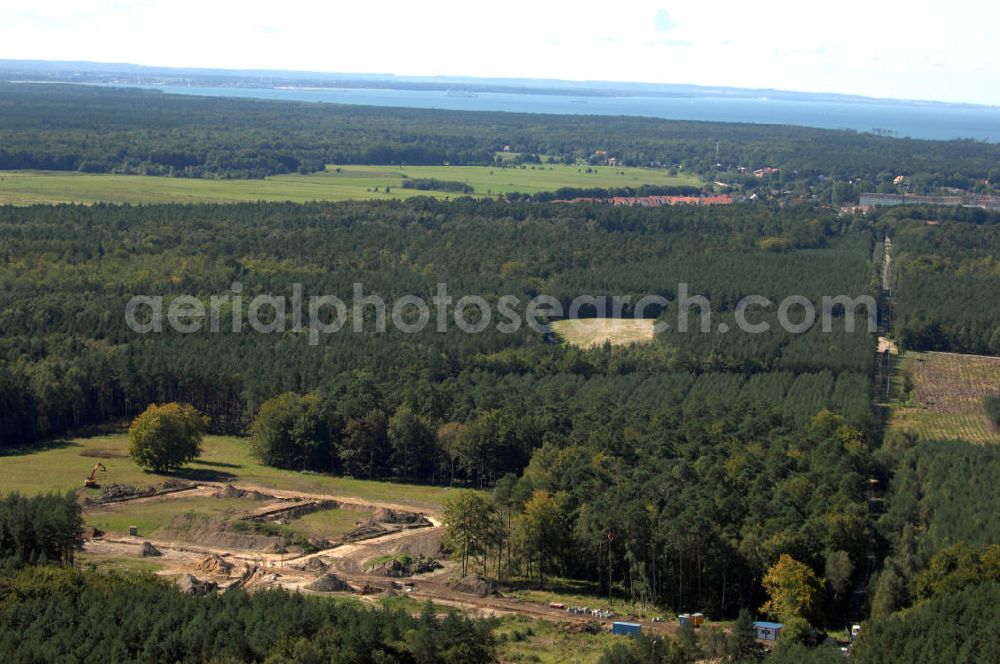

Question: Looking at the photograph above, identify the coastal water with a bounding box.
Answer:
[114,84,1000,142]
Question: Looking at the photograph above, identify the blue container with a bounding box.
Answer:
[612,622,642,636]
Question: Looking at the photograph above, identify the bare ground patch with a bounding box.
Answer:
[551,318,655,348]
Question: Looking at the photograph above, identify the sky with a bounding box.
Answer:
[1,0,999,106]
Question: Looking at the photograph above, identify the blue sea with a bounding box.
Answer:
[112,84,1000,142]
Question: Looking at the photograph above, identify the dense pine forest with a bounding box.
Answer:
[877,205,1000,354]
[0,494,495,663]
[1,139,999,659]
[0,568,495,663]
[1,82,999,195]
[0,199,876,453]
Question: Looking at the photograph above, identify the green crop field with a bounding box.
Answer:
[0,434,456,511]
[551,318,656,348]
[888,351,1000,444]
[0,163,700,205]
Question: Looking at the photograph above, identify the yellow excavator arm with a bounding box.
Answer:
[84,462,107,488]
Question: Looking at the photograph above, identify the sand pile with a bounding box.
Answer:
[139,541,162,557]
[305,572,353,593]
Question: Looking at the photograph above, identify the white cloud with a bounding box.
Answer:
[0,0,997,104]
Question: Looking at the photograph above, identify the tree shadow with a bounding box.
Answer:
[503,576,601,595]
[161,467,237,483]
[0,439,80,458]
[190,459,243,469]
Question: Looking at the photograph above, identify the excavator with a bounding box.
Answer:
[84,462,107,488]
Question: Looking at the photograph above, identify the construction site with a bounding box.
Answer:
[78,476,683,637]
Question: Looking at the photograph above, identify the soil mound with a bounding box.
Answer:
[228,565,281,591]
[160,479,194,491]
[412,556,443,574]
[177,574,217,595]
[195,554,234,575]
[214,484,243,499]
[139,541,162,557]
[102,484,151,501]
[395,530,445,559]
[345,522,388,541]
[369,555,442,578]
[369,558,409,577]
[448,574,499,597]
[306,572,353,593]
[215,484,271,500]
[160,513,284,552]
[373,508,422,524]
[292,557,329,573]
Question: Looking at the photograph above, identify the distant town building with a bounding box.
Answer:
[555,194,734,207]
[753,167,780,177]
[859,192,1000,211]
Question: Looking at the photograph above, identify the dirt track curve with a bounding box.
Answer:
[83,481,679,636]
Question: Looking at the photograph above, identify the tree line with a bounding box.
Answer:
[0,492,83,568]
[1,82,999,192]
[877,205,1000,355]
[0,566,496,662]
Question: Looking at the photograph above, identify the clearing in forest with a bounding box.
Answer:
[551,318,656,348]
[889,351,1000,444]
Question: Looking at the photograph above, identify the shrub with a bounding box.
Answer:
[984,395,1000,428]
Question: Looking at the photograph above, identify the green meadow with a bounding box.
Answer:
[0,434,455,511]
[0,163,700,205]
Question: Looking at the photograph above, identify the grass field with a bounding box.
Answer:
[289,506,371,540]
[889,351,1000,444]
[0,434,455,511]
[0,164,700,205]
[495,616,621,664]
[76,553,166,575]
[85,496,251,537]
[551,318,656,348]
